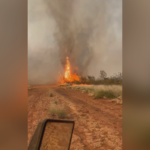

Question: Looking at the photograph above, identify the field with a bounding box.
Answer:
[28,84,122,150]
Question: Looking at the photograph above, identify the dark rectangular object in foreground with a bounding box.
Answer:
[28,119,75,150]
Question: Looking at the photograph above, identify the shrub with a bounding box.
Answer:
[49,107,67,119]
[49,93,53,97]
[84,88,90,93]
[49,107,57,116]
[94,90,117,99]
[54,99,58,104]
[57,109,67,119]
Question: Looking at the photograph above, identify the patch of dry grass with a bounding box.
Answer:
[49,93,53,97]
[49,90,54,97]
[49,107,57,116]
[94,90,117,99]
[49,106,67,119]
[69,85,122,99]
[49,98,67,119]
[57,109,67,119]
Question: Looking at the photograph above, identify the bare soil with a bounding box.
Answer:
[28,85,122,150]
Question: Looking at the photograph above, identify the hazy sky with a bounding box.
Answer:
[28,0,122,85]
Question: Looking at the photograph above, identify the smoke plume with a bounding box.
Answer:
[28,0,122,85]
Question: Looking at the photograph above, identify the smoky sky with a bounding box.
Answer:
[28,0,122,85]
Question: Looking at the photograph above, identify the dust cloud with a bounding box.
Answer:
[28,0,122,85]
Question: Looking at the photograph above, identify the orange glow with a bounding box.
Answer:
[60,57,80,83]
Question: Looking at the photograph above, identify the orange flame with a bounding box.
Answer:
[60,57,80,83]
[65,57,71,80]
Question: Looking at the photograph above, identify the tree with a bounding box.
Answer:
[100,70,107,80]
[80,76,87,83]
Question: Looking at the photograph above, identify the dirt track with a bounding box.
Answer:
[28,85,122,150]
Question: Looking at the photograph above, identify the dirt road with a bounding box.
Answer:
[28,85,122,150]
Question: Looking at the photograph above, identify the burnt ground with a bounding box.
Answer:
[28,85,122,150]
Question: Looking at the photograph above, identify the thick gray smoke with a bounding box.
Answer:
[28,0,122,85]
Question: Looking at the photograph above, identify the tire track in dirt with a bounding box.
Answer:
[28,86,122,150]
[53,88,122,150]
[55,88,122,132]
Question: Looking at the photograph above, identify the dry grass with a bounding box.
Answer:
[49,98,67,119]
[94,90,117,99]
[57,109,67,119]
[49,106,67,119]
[49,93,53,97]
[49,90,54,97]
[69,85,122,99]
[49,107,57,116]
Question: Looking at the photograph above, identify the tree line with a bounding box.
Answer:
[75,70,122,85]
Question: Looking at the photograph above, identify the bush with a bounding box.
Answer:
[57,109,67,119]
[49,93,53,97]
[94,90,117,99]
[54,99,58,104]
[49,107,57,116]
[49,107,67,119]
[84,89,89,93]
